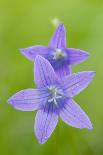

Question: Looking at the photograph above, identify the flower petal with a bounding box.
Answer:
[66,48,90,65]
[62,71,95,97]
[34,104,58,144]
[59,99,93,129]
[49,23,66,48]
[8,89,48,111]
[34,56,58,88]
[56,65,72,78]
[20,46,50,61]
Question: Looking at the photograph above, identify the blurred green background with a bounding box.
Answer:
[0,0,102,154]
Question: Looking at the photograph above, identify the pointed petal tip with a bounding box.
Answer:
[19,48,23,52]
[7,98,15,109]
[49,22,66,48]
[7,98,12,105]
[35,128,50,144]
[88,125,93,130]
[85,52,90,58]
[80,50,90,60]
[59,23,65,31]
[91,71,96,75]
[86,122,93,130]
[79,71,96,78]
[83,118,93,130]
[38,138,48,144]
[7,98,17,110]
[78,119,93,130]
[55,22,65,32]
[59,22,64,27]
[7,97,16,107]
[19,48,34,61]
[19,48,25,54]
[66,48,90,65]
[88,71,96,77]
[79,123,93,130]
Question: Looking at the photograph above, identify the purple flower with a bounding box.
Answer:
[20,24,90,77]
[8,56,95,144]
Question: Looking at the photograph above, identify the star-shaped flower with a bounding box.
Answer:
[8,56,95,144]
[20,24,90,77]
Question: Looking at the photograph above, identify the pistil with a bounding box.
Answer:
[53,48,67,60]
[48,86,62,105]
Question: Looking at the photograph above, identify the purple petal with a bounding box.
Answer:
[8,89,48,111]
[34,104,58,144]
[49,23,66,48]
[66,48,90,65]
[62,71,95,97]
[56,65,72,78]
[59,99,93,129]
[20,46,50,61]
[34,56,58,88]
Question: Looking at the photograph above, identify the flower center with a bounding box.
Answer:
[53,48,67,60]
[47,86,63,105]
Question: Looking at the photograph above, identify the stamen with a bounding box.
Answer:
[48,86,63,105]
[53,48,67,60]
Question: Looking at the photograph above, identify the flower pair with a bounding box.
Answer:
[8,24,95,144]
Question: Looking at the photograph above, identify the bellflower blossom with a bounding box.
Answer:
[20,24,90,77]
[8,56,95,144]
